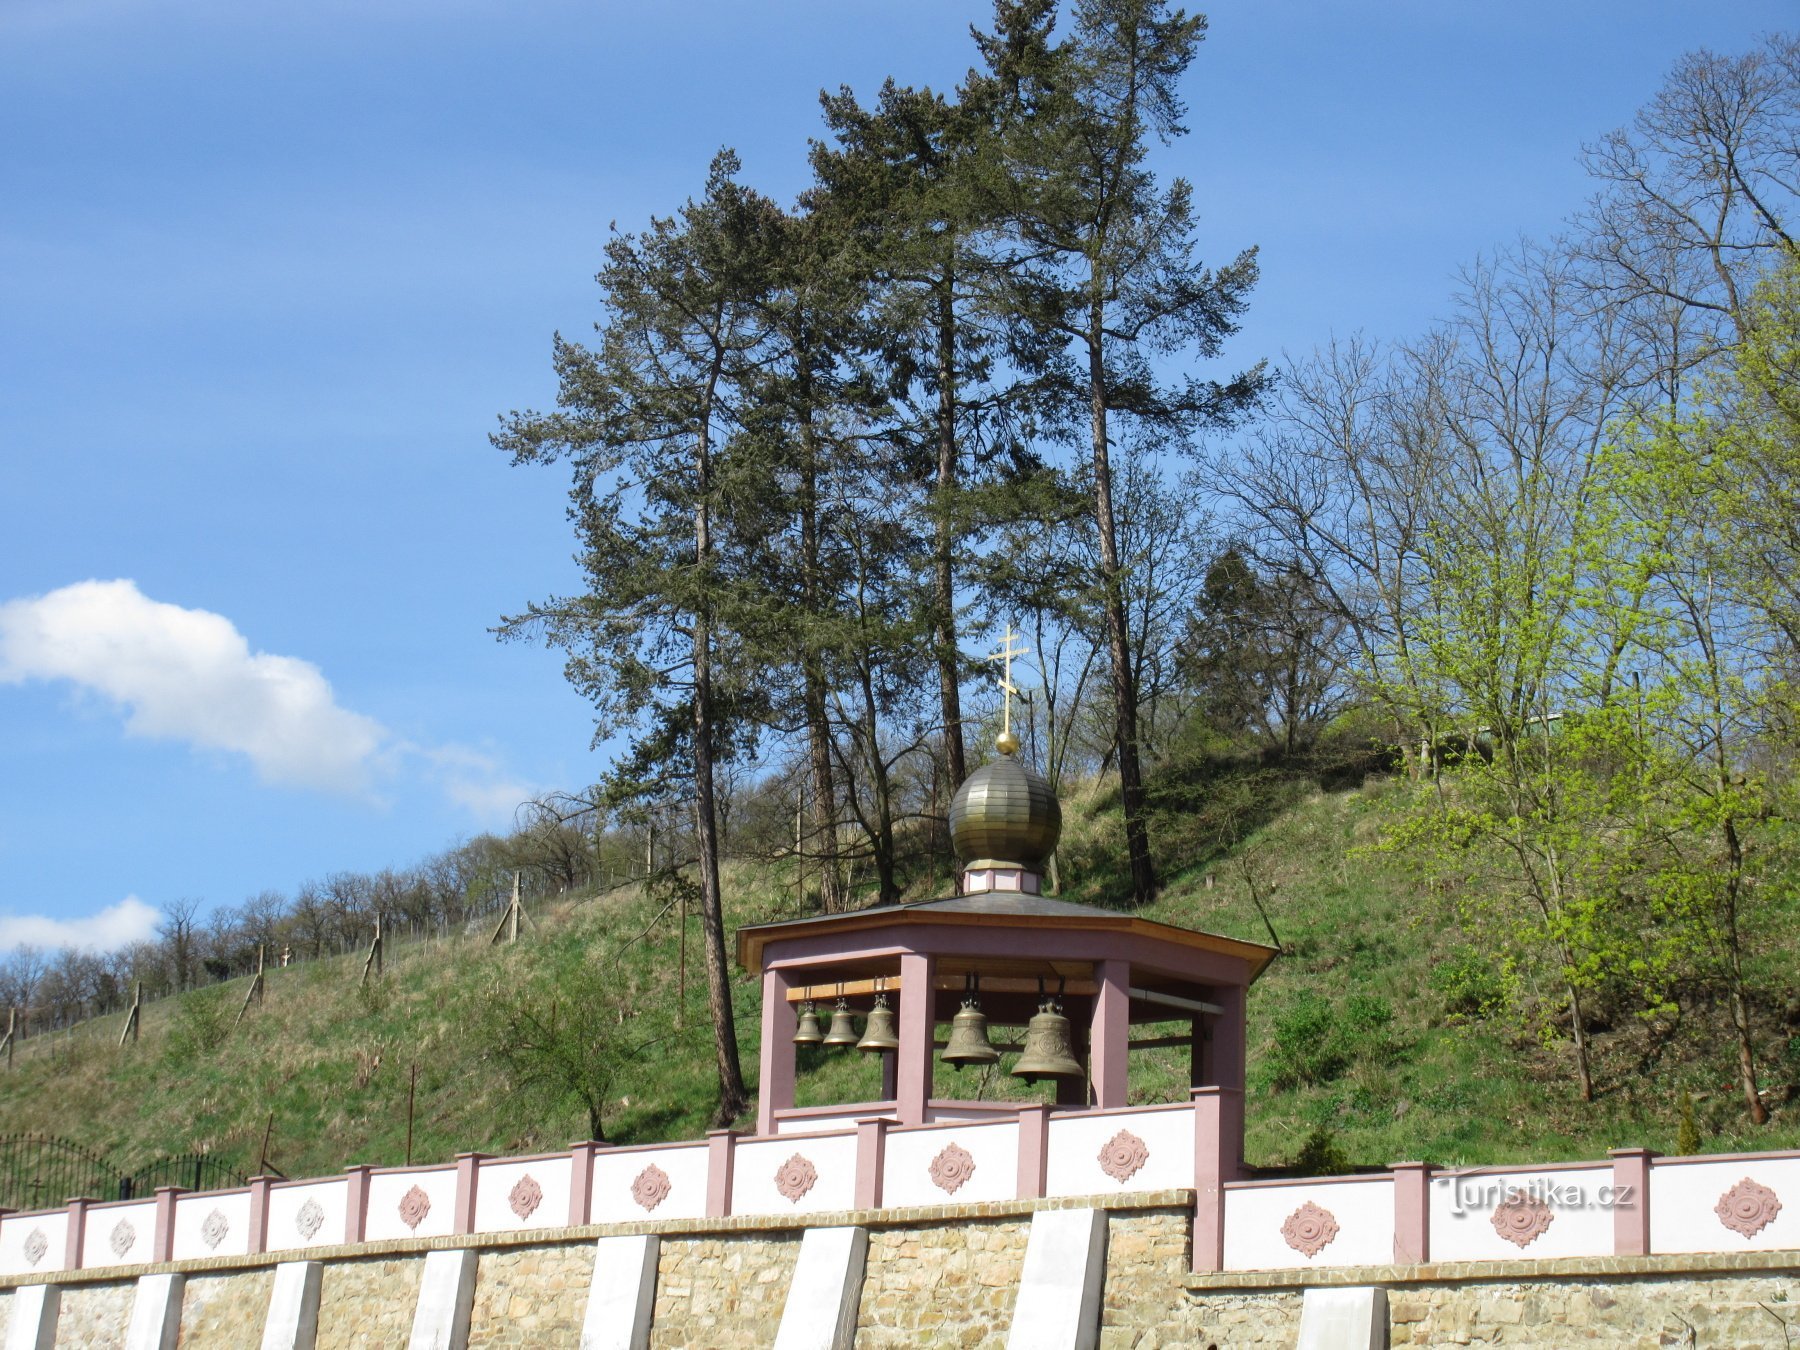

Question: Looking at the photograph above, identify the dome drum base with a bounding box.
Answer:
[960,865,1043,895]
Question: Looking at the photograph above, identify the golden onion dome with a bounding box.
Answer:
[948,739,1062,868]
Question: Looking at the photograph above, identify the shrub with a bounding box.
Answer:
[1267,991,1398,1090]
[166,988,231,1061]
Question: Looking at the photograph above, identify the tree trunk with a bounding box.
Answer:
[1720,816,1769,1124]
[1565,978,1595,1103]
[1087,311,1157,905]
[934,255,968,787]
[861,663,901,906]
[798,388,845,914]
[692,380,749,1128]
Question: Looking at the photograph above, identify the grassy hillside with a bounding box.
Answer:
[3,770,1797,1187]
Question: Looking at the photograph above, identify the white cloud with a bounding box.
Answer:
[0,896,162,954]
[0,579,386,793]
[416,744,538,828]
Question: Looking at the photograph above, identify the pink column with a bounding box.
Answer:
[343,1166,373,1244]
[453,1153,487,1235]
[1610,1148,1656,1256]
[1391,1161,1431,1264]
[568,1142,605,1227]
[1192,1086,1244,1273]
[896,952,935,1126]
[64,1197,92,1270]
[1208,986,1247,1173]
[246,1178,272,1255]
[855,1118,890,1210]
[1090,960,1130,1108]
[706,1130,738,1218]
[757,966,796,1136]
[152,1187,184,1262]
[1016,1105,1050,1200]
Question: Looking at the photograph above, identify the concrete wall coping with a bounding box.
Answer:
[0,1188,1195,1291]
[1184,1247,1800,1291]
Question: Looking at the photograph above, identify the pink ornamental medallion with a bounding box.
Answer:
[1281,1201,1340,1257]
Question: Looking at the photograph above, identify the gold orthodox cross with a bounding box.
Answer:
[987,621,1030,745]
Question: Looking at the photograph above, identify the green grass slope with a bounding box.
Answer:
[2,773,1795,1186]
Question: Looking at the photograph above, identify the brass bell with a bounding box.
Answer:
[1011,998,1084,1082]
[856,994,900,1052]
[942,999,999,1070]
[822,998,860,1047]
[793,1001,823,1045]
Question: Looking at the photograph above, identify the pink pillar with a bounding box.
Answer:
[1391,1161,1431,1264]
[568,1142,605,1226]
[343,1166,373,1244]
[1090,960,1130,1108]
[706,1129,738,1218]
[1192,1086,1243,1273]
[246,1178,272,1255]
[1016,1105,1050,1200]
[1610,1148,1656,1256]
[1208,986,1247,1173]
[757,966,796,1136]
[896,952,935,1125]
[152,1187,184,1262]
[453,1153,487,1235]
[855,1118,890,1210]
[64,1197,92,1270]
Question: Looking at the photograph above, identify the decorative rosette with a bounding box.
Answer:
[1097,1130,1149,1184]
[1281,1201,1340,1257]
[774,1153,818,1203]
[929,1143,977,1196]
[1715,1178,1781,1238]
[398,1184,432,1231]
[508,1174,543,1222]
[631,1164,671,1212]
[1490,1190,1554,1248]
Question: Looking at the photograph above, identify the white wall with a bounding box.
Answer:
[730,1134,857,1216]
[365,1166,457,1241]
[882,1121,1019,1208]
[0,1211,67,1277]
[78,1200,154,1269]
[1044,1107,1193,1198]
[170,1190,252,1261]
[1224,1178,1394,1271]
[473,1157,572,1234]
[1429,1167,1613,1262]
[1650,1157,1800,1255]
[590,1144,710,1225]
[265,1180,348,1254]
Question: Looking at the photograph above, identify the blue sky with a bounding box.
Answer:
[1,0,1790,950]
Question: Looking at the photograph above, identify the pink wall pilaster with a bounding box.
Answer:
[453,1153,488,1235]
[1016,1104,1050,1200]
[246,1178,272,1255]
[64,1198,92,1270]
[855,1118,891,1210]
[1391,1161,1431,1264]
[896,951,935,1125]
[1208,987,1247,1171]
[1090,960,1130,1108]
[1610,1148,1656,1255]
[706,1130,738,1218]
[343,1166,373,1244]
[568,1142,605,1226]
[152,1186,184,1262]
[1192,1086,1244,1273]
[757,966,795,1136]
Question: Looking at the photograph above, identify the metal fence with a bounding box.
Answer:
[120,1152,247,1200]
[0,1133,122,1210]
[0,1134,246,1208]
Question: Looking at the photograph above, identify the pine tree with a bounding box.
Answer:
[987,0,1266,903]
[494,151,781,1127]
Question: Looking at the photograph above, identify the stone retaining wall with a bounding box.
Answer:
[0,1191,1793,1347]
